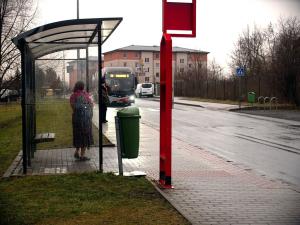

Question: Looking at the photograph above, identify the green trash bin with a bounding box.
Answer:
[248,92,256,103]
[117,107,141,159]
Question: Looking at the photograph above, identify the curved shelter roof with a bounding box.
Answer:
[13,18,122,58]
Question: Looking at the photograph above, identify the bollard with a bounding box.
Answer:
[264,97,270,110]
[270,97,278,110]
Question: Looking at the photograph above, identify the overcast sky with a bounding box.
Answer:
[36,0,300,72]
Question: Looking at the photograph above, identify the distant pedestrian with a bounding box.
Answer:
[101,78,110,123]
[70,81,93,161]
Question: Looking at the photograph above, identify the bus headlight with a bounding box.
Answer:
[129,95,135,101]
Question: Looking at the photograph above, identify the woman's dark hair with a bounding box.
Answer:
[73,81,85,92]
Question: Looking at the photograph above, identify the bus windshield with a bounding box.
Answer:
[105,72,135,96]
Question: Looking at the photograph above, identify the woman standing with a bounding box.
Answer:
[70,81,93,161]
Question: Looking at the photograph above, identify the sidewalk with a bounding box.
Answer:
[6,103,300,224]
[104,107,300,225]
[173,97,239,111]
[172,97,300,122]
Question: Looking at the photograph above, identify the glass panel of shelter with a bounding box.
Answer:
[31,44,88,58]
[29,38,91,49]
[102,20,119,30]
[92,35,108,44]
[33,50,100,161]
[25,24,97,42]
[29,31,95,43]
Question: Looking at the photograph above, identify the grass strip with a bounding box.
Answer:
[0,99,110,175]
[0,103,22,176]
[0,102,190,224]
[0,173,190,225]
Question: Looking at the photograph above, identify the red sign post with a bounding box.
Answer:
[159,0,196,188]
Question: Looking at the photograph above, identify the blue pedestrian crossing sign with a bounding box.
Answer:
[236,67,245,76]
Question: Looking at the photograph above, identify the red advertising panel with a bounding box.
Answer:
[162,0,196,37]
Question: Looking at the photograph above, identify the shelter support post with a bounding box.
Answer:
[20,42,27,174]
[97,22,103,172]
[86,47,89,92]
[159,33,173,188]
[21,43,34,173]
[32,60,37,155]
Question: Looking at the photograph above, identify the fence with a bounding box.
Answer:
[174,75,296,103]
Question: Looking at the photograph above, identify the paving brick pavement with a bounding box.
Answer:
[6,106,300,225]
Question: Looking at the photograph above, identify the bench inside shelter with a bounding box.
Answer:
[34,133,55,143]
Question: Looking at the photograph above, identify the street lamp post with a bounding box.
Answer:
[76,0,80,84]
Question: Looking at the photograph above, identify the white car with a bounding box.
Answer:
[135,83,154,97]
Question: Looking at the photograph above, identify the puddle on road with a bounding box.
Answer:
[288,125,300,129]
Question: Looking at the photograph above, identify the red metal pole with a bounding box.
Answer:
[159,33,173,188]
[159,0,196,189]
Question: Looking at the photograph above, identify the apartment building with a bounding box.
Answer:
[103,45,209,84]
[67,56,100,90]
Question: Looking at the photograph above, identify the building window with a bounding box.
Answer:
[189,64,192,68]
[145,58,149,63]
[145,67,149,72]
[155,53,159,59]
[180,59,184,63]
[123,52,127,58]
[135,52,139,58]
[180,68,184,73]
[145,77,149,82]
[156,63,159,67]
[156,72,159,78]
[123,62,127,67]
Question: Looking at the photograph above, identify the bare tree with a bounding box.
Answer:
[273,17,300,105]
[208,58,223,80]
[0,0,36,98]
[230,25,266,78]
[230,18,300,105]
[190,53,208,80]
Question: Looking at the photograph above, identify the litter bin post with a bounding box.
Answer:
[115,116,123,176]
[117,107,141,159]
[115,107,144,177]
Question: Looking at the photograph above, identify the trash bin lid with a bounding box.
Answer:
[117,106,140,117]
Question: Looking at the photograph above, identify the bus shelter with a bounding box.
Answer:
[12,18,122,174]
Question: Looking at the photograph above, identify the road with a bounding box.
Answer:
[133,98,300,187]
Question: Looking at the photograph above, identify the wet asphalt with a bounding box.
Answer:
[135,97,300,187]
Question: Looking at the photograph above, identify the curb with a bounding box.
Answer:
[151,97,204,108]
[173,101,204,108]
[148,178,193,225]
[2,151,23,178]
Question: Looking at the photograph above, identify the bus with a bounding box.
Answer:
[103,67,136,106]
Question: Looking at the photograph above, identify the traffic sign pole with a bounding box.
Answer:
[236,66,245,110]
[239,76,241,110]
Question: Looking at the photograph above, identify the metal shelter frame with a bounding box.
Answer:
[12,18,122,174]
